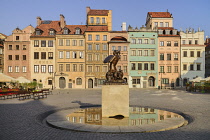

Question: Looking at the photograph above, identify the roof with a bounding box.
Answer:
[148,12,172,18]
[158,27,175,30]
[31,21,61,37]
[0,33,7,38]
[86,26,108,32]
[88,9,109,16]
[59,25,87,34]
[110,36,127,42]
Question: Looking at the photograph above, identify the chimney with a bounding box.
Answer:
[86,6,91,14]
[122,22,126,31]
[60,14,66,28]
[37,16,42,26]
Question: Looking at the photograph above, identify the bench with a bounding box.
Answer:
[18,91,31,100]
[32,91,47,100]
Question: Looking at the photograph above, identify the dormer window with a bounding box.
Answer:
[173,30,177,35]
[63,28,69,34]
[75,28,81,34]
[35,29,41,35]
[49,29,55,35]
[158,29,163,34]
[165,29,170,35]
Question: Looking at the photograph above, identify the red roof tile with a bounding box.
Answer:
[86,26,108,32]
[88,10,109,16]
[148,12,172,18]
[31,21,61,37]
[158,27,175,30]
[158,34,180,37]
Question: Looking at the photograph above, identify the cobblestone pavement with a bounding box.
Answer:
[0,88,210,140]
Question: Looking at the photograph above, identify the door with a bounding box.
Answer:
[88,79,93,88]
[59,77,66,89]
[148,76,155,87]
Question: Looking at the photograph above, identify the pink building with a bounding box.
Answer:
[4,25,34,80]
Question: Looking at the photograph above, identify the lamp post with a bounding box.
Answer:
[159,72,165,89]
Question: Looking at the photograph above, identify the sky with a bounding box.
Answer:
[1,0,210,39]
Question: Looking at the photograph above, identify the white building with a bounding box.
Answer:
[180,28,205,86]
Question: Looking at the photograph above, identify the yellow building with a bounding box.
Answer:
[85,7,112,88]
[55,24,86,89]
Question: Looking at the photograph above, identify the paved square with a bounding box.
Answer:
[0,88,210,140]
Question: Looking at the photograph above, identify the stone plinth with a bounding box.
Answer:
[102,85,129,117]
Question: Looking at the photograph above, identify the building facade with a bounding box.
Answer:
[0,33,7,73]
[180,28,205,86]
[128,26,158,88]
[4,26,34,80]
[146,12,181,88]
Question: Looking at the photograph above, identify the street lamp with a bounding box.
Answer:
[159,72,165,89]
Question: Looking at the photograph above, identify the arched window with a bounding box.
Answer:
[76,78,82,85]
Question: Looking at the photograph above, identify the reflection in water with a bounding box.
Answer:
[66,107,182,126]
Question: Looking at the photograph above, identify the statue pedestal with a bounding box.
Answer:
[102,85,129,117]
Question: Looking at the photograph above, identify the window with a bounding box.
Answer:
[79,40,83,46]
[123,66,127,73]
[34,65,39,73]
[158,30,163,34]
[103,35,107,41]
[48,52,53,59]
[90,17,94,23]
[183,51,187,57]
[160,66,164,73]
[16,36,19,40]
[190,51,194,57]
[131,63,136,70]
[34,40,39,47]
[36,30,41,35]
[34,52,39,59]
[48,65,53,73]
[165,22,169,27]
[160,22,163,27]
[197,51,201,57]
[150,39,155,44]
[96,44,100,50]
[88,66,92,72]
[59,64,63,72]
[8,66,12,72]
[72,52,77,59]
[144,39,148,44]
[190,64,194,70]
[144,50,148,56]
[15,66,19,72]
[138,63,142,70]
[167,41,171,46]
[73,64,77,72]
[138,39,142,44]
[75,28,80,34]
[22,66,26,72]
[167,66,171,73]
[41,52,46,59]
[41,65,46,73]
[88,54,92,61]
[132,39,136,44]
[150,50,155,56]
[118,46,121,51]
[59,51,63,59]
[131,50,136,56]
[72,40,77,46]
[102,17,105,24]
[66,52,70,59]
[9,45,12,50]
[88,35,92,41]
[160,41,164,46]
[95,66,100,72]
[79,64,83,72]
[48,80,52,85]
[123,55,127,61]
[95,54,100,61]
[16,45,19,50]
[154,22,158,27]
[183,64,187,70]
[66,40,70,46]
[49,30,55,35]
[137,50,142,56]
[151,63,155,70]
[189,40,192,44]
[197,64,201,70]
[8,55,12,60]
[144,63,148,70]
[66,64,70,72]
[79,52,83,58]
[76,78,82,85]
[103,44,107,50]
[48,40,53,47]
[112,46,116,51]
[124,46,127,51]
[88,44,92,50]
[160,53,164,60]
[174,66,178,73]
[195,40,198,44]
[96,35,100,41]
[174,53,178,60]
[41,40,46,47]
[64,28,69,34]
[15,55,19,60]
[182,40,185,44]
[165,30,170,35]
[96,17,100,24]
[23,45,26,50]
[162,78,169,84]
[167,54,171,60]
[23,55,26,60]
[174,41,178,46]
